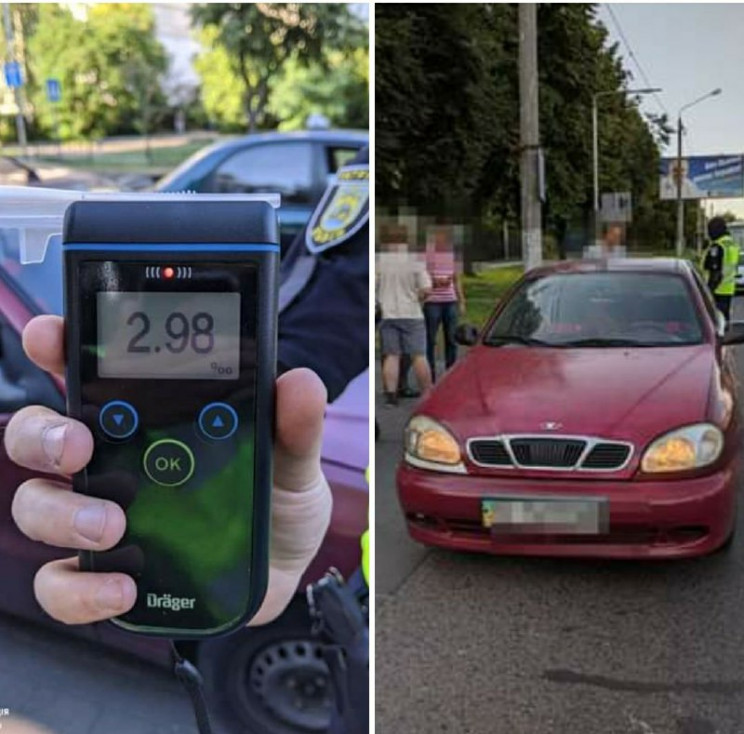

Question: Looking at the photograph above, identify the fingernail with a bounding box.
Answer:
[74,504,106,542]
[96,580,125,612]
[41,423,68,467]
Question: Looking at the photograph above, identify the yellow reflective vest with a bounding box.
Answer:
[703,234,739,296]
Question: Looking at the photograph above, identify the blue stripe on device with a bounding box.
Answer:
[64,243,279,253]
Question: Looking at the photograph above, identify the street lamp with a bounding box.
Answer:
[675,88,722,257]
[592,87,661,246]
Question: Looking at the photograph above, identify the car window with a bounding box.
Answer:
[327,146,359,173]
[208,142,315,204]
[486,272,704,347]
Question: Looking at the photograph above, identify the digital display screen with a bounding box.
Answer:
[97,292,241,380]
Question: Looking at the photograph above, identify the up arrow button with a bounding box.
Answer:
[198,402,238,440]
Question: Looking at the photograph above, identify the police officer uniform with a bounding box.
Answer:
[702,216,740,321]
[277,148,369,402]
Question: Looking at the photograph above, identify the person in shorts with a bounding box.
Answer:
[376,226,432,406]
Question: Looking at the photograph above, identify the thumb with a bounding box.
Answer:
[273,368,327,492]
[250,369,332,626]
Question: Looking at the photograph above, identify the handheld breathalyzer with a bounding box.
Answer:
[62,197,279,638]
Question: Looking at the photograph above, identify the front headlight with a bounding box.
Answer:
[641,423,724,473]
[404,415,466,473]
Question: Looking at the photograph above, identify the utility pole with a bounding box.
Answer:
[519,3,542,271]
[2,2,27,151]
[675,88,722,257]
[675,117,684,257]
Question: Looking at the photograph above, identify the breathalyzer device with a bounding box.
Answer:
[62,196,279,638]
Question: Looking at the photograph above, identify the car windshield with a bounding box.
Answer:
[484,272,704,348]
[0,229,63,316]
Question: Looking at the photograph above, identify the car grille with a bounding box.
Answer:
[467,436,632,471]
[511,438,586,468]
[469,440,512,466]
[582,443,632,470]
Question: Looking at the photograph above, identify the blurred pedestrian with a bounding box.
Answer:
[424,227,465,381]
[376,225,432,406]
[702,216,739,321]
[602,223,625,257]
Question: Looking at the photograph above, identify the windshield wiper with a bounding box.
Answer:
[483,335,552,347]
[558,337,643,348]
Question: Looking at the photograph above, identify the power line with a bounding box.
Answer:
[605,5,668,119]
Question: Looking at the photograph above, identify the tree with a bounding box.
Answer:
[376,3,683,253]
[26,3,168,141]
[267,47,368,130]
[191,3,366,132]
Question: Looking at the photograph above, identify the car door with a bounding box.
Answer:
[205,141,322,251]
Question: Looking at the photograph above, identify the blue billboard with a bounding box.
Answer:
[660,155,744,200]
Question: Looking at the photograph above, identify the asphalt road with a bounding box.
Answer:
[376,298,744,734]
[0,612,216,734]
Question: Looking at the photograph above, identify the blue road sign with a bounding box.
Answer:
[660,155,744,200]
[4,61,22,89]
[46,78,61,102]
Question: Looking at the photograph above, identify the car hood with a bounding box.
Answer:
[422,344,716,446]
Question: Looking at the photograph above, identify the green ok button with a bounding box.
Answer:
[143,439,195,487]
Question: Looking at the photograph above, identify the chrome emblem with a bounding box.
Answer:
[540,421,563,431]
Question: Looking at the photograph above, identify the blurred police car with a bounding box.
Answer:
[156,129,368,250]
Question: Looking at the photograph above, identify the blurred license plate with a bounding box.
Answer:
[482,497,606,535]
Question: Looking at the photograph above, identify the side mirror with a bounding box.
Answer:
[716,310,727,338]
[722,321,744,346]
[455,323,479,346]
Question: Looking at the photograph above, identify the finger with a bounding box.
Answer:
[273,368,328,492]
[22,315,65,377]
[250,369,333,626]
[34,557,137,625]
[5,406,93,475]
[12,478,126,551]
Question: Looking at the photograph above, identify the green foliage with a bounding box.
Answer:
[25,4,168,141]
[268,47,368,130]
[191,3,367,132]
[376,3,685,252]
[463,266,524,327]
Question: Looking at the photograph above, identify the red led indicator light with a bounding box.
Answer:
[163,267,175,279]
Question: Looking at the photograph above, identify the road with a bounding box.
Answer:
[0,612,218,734]
[376,298,744,734]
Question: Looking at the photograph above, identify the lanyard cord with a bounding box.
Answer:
[170,641,214,734]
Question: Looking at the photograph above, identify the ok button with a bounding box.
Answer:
[143,439,195,487]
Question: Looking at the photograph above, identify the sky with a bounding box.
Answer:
[597,3,744,216]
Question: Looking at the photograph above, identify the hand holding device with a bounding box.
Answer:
[6,317,332,630]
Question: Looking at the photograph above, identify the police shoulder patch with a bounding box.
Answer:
[306,164,369,254]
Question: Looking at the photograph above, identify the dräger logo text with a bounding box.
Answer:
[147,593,196,612]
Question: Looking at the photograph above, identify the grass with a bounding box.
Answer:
[34,140,213,175]
[462,266,524,327]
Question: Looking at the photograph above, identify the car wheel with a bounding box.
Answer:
[197,596,334,734]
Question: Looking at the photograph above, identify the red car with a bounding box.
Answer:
[0,230,368,734]
[398,258,744,559]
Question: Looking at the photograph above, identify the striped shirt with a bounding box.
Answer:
[425,251,458,303]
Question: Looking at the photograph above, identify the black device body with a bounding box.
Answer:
[62,199,279,638]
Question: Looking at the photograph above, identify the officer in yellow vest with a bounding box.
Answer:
[702,216,740,321]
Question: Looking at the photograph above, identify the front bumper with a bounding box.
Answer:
[397,461,738,559]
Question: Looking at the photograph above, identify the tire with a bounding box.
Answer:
[197,596,334,734]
